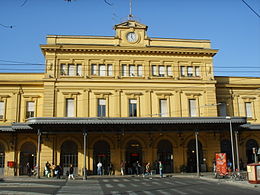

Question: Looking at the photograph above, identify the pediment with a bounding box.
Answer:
[114,20,148,30]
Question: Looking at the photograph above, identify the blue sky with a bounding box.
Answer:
[0,0,259,76]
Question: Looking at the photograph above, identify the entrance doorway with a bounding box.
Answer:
[60,140,78,176]
[0,143,4,176]
[93,140,110,175]
[221,139,232,162]
[187,139,203,172]
[125,140,142,175]
[157,140,173,173]
[246,139,259,164]
[19,142,36,175]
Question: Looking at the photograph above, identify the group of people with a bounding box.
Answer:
[97,161,114,175]
[120,160,164,178]
[44,161,62,179]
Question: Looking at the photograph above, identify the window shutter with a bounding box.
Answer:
[66,99,74,117]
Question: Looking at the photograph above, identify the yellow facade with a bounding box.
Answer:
[0,20,260,177]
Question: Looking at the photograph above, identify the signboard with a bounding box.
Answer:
[215,153,227,176]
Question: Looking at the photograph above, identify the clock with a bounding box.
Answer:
[126,32,138,42]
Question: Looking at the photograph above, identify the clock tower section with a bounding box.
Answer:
[114,20,149,47]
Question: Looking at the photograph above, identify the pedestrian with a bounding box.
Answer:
[55,164,61,179]
[145,162,151,176]
[97,161,102,175]
[159,161,163,178]
[51,163,56,177]
[45,161,51,178]
[136,161,141,175]
[68,164,75,180]
[26,162,31,177]
[120,160,125,176]
[108,162,113,175]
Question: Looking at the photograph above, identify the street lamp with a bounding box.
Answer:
[226,116,236,173]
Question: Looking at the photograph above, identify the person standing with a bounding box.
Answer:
[145,162,151,176]
[26,162,31,177]
[68,164,75,180]
[55,164,61,179]
[120,161,125,176]
[159,161,163,178]
[97,161,102,175]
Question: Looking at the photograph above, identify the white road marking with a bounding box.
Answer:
[156,190,172,195]
[105,183,113,188]
[126,191,138,195]
[117,183,126,187]
[142,191,153,195]
[169,188,188,195]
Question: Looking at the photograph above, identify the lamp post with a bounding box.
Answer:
[226,116,236,173]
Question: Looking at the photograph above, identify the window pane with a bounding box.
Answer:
[152,65,157,76]
[98,99,106,117]
[189,99,197,117]
[159,66,165,77]
[76,64,82,76]
[187,66,193,77]
[61,64,66,75]
[160,99,168,117]
[91,64,97,75]
[26,101,35,118]
[181,66,185,76]
[99,64,106,76]
[0,101,4,119]
[68,64,75,76]
[245,102,252,118]
[129,99,137,117]
[107,64,113,76]
[122,64,127,76]
[195,66,200,77]
[219,102,227,116]
[167,66,173,76]
[66,99,74,117]
[137,65,143,77]
[129,65,135,77]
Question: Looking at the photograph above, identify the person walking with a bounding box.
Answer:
[97,161,102,176]
[55,164,61,179]
[120,161,125,176]
[159,161,163,178]
[145,162,151,176]
[68,164,75,180]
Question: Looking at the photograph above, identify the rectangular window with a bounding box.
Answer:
[152,65,157,76]
[245,102,253,118]
[187,66,193,77]
[0,101,4,120]
[99,64,106,76]
[189,99,197,117]
[66,98,74,117]
[60,64,66,75]
[122,64,127,76]
[167,66,173,77]
[159,66,165,77]
[107,64,113,76]
[160,99,168,117]
[26,101,35,118]
[76,64,82,76]
[218,102,227,117]
[137,65,143,77]
[195,66,200,77]
[68,64,75,76]
[129,65,135,77]
[129,99,137,117]
[98,99,106,117]
[91,64,97,75]
[181,66,185,76]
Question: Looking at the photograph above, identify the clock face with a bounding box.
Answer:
[126,32,138,42]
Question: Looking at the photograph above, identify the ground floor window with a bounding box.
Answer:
[93,140,110,175]
[187,139,203,172]
[19,142,36,175]
[246,139,259,164]
[157,139,173,173]
[60,140,78,176]
[0,143,5,176]
[125,140,142,175]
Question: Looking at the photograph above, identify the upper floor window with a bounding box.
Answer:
[60,63,82,76]
[218,102,227,117]
[98,99,106,117]
[187,66,193,77]
[195,66,200,77]
[0,101,4,120]
[91,64,113,76]
[180,66,201,77]
[66,98,74,117]
[245,102,253,118]
[189,99,197,117]
[152,65,173,77]
[159,99,168,117]
[121,64,143,77]
[26,101,35,118]
[129,99,137,117]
